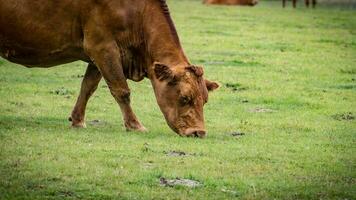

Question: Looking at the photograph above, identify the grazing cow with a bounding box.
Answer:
[203,0,258,6]
[283,0,317,8]
[0,0,219,138]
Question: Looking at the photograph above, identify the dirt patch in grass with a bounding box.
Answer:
[230,132,246,137]
[332,112,355,121]
[165,150,187,157]
[159,177,202,188]
[164,150,199,157]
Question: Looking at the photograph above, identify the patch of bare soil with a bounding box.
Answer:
[165,150,187,157]
[159,177,202,188]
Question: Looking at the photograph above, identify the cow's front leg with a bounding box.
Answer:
[85,42,146,132]
[70,63,102,128]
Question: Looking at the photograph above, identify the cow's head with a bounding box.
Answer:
[151,62,219,138]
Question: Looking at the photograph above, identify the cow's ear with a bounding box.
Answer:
[186,65,204,77]
[205,79,219,91]
[154,62,175,81]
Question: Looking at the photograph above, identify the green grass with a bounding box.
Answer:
[1,0,355,199]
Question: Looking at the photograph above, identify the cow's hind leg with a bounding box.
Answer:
[84,42,146,132]
[70,63,102,128]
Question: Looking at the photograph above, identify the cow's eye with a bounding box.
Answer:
[179,96,192,106]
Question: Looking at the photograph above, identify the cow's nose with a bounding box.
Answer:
[184,128,206,138]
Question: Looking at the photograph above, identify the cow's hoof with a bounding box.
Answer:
[69,116,86,128]
[125,121,147,132]
[71,122,86,128]
[126,126,147,132]
[139,126,148,132]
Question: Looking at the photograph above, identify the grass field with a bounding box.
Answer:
[1,0,355,199]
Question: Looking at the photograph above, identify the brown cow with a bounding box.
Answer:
[0,0,219,138]
[203,0,258,6]
[283,0,317,8]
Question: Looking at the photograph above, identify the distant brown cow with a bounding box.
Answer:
[0,0,219,138]
[204,0,258,6]
[283,0,317,8]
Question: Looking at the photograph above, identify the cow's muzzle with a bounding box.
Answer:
[183,128,206,138]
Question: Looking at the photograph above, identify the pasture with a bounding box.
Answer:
[0,0,355,199]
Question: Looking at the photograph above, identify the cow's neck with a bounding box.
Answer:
[143,1,189,78]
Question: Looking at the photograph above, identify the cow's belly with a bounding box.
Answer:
[0,36,88,68]
[0,0,88,67]
[0,27,88,68]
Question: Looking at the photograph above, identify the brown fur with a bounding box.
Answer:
[0,0,219,137]
[203,0,258,6]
